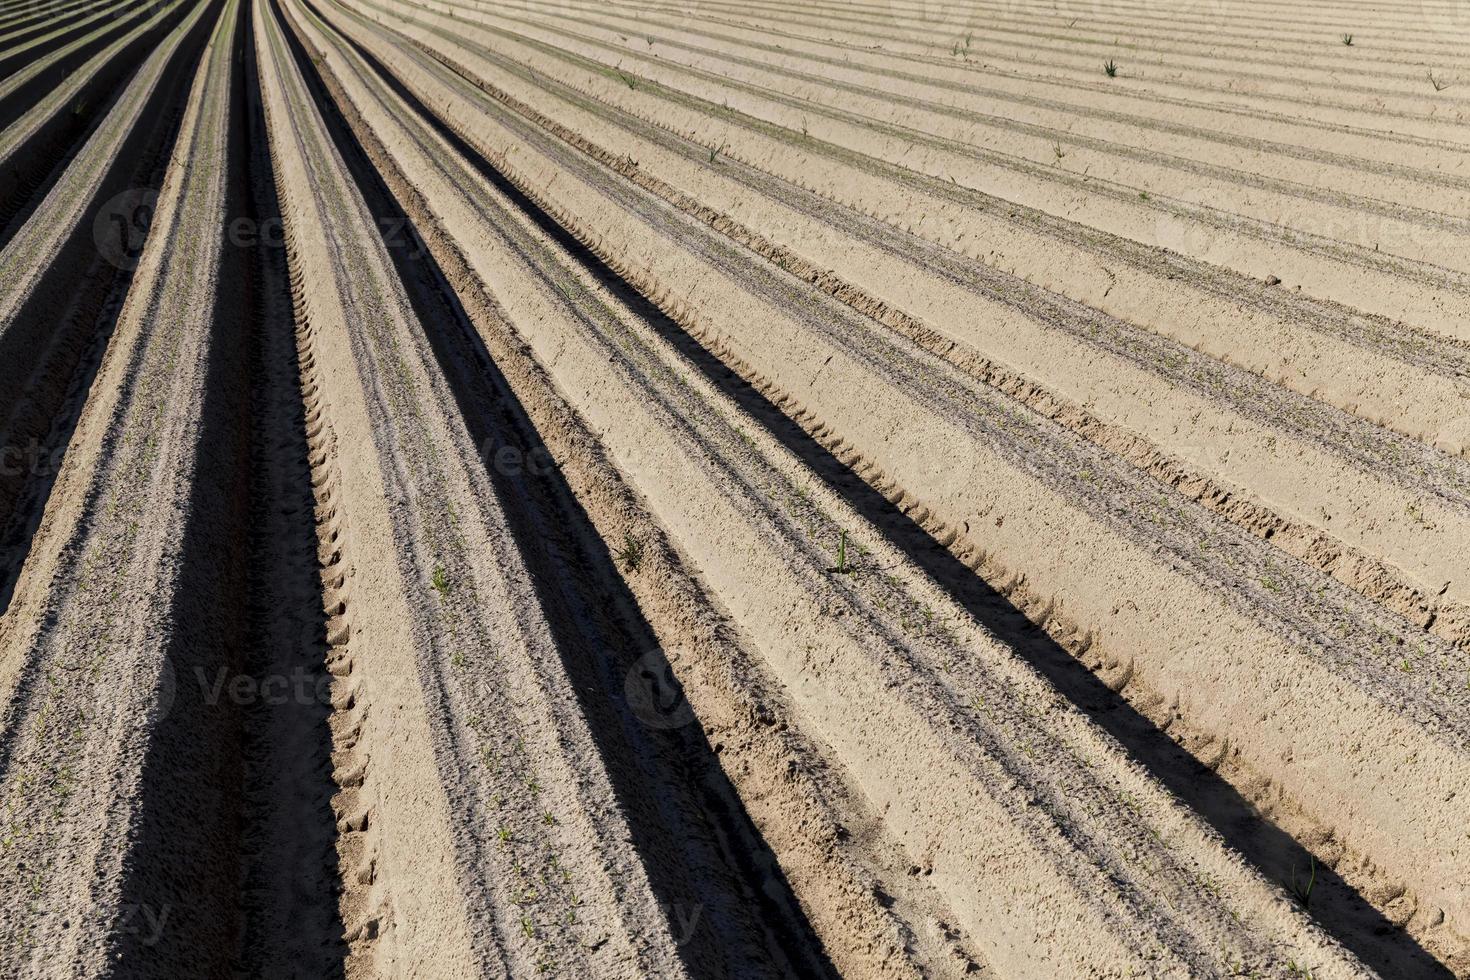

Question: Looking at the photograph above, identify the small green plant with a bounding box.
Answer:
[1427,70,1451,91]
[431,565,451,598]
[615,532,645,572]
[1288,855,1316,907]
[1341,33,1353,45]
[1103,58,1118,77]
[614,65,639,90]
[497,825,513,844]
[1138,190,1150,201]
[1051,141,1066,163]
[835,529,852,574]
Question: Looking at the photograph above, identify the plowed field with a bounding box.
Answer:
[0,0,1465,975]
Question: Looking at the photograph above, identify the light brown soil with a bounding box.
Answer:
[0,0,1463,976]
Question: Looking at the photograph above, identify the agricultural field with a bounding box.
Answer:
[0,0,1465,974]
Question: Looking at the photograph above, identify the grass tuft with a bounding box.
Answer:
[612,64,639,90]
[615,532,645,572]
[1103,58,1118,77]
[1341,33,1353,45]
[1288,855,1316,907]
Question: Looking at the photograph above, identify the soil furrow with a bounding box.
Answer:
[549,0,1470,194]
[805,0,1470,55]
[0,0,1461,975]
[0,0,193,238]
[258,0,721,969]
[274,2,847,973]
[362,0,1470,432]
[762,0,1466,73]
[0,1,250,971]
[234,0,350,970]
[621,0,1470,155]
[0,0,209,614]
[476,84,1469,737]
[630,0,1464,102]
[272,5,977,976]
[0,0,102,34]
[0,0,176,129]
[497,0,1470,214]
[0,0,138,80]
[320,6,1470,655]
[413,1,1470,308]
[298,8,1381,977]
[309,7,1470,967]
[601,0,1470,122]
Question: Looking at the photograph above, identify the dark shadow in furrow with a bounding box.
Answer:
[320,14,1451,980]
[0,0,177,130]
[0,2,89,45]
[0,0,103,36]
[0,0,149,80]
[679,386,1454,980]
[0,0,213,616]
[103,0,248,973]
[0,0,186,236]
[233,0,347,972]
[273,3,837,976]
[0,1,73,38]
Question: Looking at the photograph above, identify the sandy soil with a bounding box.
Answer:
[0,0,1463,976]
